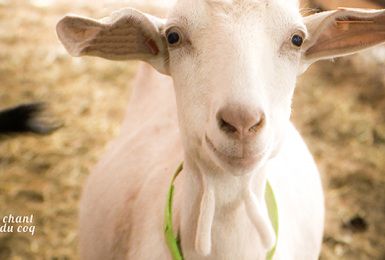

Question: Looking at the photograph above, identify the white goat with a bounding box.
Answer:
[56,1,385,259]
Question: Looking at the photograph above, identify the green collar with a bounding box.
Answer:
[164,163,279,260]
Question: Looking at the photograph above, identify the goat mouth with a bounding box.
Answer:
[205,135,264,169]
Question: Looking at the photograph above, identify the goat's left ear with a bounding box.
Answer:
[301,8,385,70]
[56,8,169,75]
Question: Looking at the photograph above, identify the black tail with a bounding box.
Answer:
[0,103,61,135]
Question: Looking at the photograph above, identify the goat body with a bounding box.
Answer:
[78,64,324,259]
[56,1,385,259]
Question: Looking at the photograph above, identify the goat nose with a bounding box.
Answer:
[216,106,265,136]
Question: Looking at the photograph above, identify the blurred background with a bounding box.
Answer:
[0,0,384,259]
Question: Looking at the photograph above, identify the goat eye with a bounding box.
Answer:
[291,34,303,47]
[166,29,182,46]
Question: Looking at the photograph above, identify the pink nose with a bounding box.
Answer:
[216,105,265,137]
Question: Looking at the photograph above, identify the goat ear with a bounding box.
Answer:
[301,8,385,68]
[56,8,169,74]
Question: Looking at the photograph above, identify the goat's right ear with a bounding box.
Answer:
[56,8,169,75]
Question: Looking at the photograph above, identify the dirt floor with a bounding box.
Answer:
[0,1,384,259]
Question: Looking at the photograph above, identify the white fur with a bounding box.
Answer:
[55,1,385,259]
[77,64,324,260]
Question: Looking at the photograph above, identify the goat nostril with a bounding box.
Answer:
[219,118,238,134]
[216,107,265,136]
[249,114,265,133]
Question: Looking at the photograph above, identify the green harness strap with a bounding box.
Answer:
[265,180,279,260]
[164,163,279,260]
[164,163,184,260]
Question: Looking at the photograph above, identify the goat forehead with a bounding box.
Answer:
[174,0,298,5]
[204,0,299,11]
[169,0,301,28]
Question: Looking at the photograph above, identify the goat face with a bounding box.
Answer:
[166,0,305,174]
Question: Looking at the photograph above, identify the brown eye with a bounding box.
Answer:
[291,34,304,47]
[166,27,182,47]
